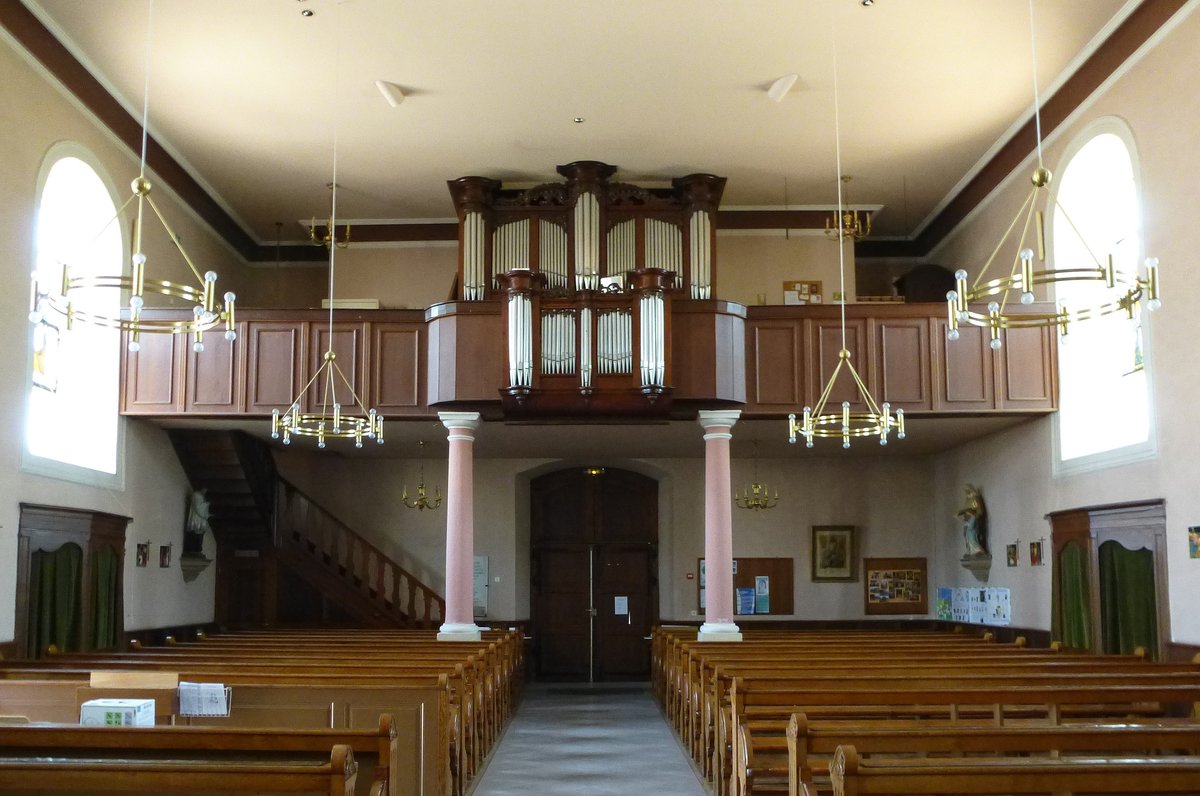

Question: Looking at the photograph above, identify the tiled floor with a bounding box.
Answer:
[470,683,709,796]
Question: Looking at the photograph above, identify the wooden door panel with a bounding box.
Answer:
[185,324,243,413]
[534,546,590,679]
[934,320,996,410]
[121,332,181,413]
[874,318,931,411]
[998,325,1056,409]
[245,322,305,414]
[531,469,591,544]
[807,318,870,410]
[747,322,802,407]
[305,323,368,413]
[372,323,423,413]
[595,547,653,679]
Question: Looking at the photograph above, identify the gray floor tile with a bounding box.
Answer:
[470,683,709,796]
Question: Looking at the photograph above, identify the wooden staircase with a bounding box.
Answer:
[168,430,445,629]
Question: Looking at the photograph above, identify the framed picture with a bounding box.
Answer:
[812,525,857,582]
[1029,540,1044,566]
[1006,543,1019,567]
[135,543,150,568]
[863,557,928,615]
[159,544,172,568]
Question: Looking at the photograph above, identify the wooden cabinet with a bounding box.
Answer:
[997,325,1057,410]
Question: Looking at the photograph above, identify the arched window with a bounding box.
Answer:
[1052,121,1154,473]
[26,147,123,484]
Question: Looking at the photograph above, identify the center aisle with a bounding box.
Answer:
[470,683,709,796]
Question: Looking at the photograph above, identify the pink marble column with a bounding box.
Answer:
[697,409,742,641]
[438,411,483,641]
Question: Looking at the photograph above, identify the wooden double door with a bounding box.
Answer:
[531,468,658,681]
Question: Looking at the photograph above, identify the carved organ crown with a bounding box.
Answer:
[447,161,726,415]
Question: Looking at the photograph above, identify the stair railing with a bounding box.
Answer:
[274,479,445,629]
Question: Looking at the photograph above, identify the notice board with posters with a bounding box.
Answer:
[698,557,794,615]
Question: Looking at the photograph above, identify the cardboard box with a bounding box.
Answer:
[80,698,154,727]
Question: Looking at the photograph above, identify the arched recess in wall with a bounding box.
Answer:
[25,141,125,488]
[527,465,660,682]
[1049,116,1156,475]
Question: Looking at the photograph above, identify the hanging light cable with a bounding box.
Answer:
[788,17,904,450]
[28,0,235,353]
[945,0,1161,348]
[270,3,382,449]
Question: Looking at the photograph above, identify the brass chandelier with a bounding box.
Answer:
[824,175,871,242]
[28,0,234,353]
[269,5,381,450]
[788,28,904,451]
[734,441,779,511]
[402,442,443,511]
[945,0,1161,349]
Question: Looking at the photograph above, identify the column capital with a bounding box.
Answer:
[439,411,482,434]
[697,409,741,432]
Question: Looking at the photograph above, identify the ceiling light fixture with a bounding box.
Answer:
[788,19,904,450]
[28,0,234,354]
[824,174,871,241]
[271,3,382,449]
[945,0,1161,349]
[402,441,443,511]
[734,441,779,511]
[374,79,406,108]
[767,73,799,103]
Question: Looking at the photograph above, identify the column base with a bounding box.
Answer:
[437,622,483,642]
[697,622,742,642]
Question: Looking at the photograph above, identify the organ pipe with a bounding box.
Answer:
[579,306,593,390]
[574,192,601,291]
[463,211,486,300]
[689,210,712,299]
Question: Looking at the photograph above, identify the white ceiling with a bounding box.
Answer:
[25,0,1131,244]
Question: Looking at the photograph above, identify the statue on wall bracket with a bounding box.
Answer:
[958,483,991,576]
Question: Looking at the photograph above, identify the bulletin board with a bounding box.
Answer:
[698,557,794,615]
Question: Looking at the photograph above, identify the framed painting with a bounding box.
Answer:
[863,557,928,615]
[812,525,857,582]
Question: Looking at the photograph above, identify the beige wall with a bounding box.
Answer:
[926,6,1200,642]
[715,234,855,307]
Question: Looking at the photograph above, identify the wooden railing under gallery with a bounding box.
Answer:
[274,480,445,629]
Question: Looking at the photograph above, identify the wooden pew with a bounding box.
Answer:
[829,743,1200,795]
[0,715,397,796]
[0,742,357,795]
[785,714,1200,796]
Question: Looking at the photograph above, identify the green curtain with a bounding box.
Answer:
[91,546,119,650]
[1098,540,1158,658]
[1058,541,1091,651]
[26,543,83,658]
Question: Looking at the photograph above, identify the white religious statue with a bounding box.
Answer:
[958,484,988,558]
[186,489,213,538]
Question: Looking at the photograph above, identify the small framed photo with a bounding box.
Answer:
[159,544,172,568]
[1189,527,1200,559]
[1029,540,1044,566]
[135,543,150,568]
[864,557,928,615]
[1006,543,1019,567]
[812,525,857,582]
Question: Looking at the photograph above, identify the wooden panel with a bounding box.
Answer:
[747,322,802,406]
[305,323,368,413]
[595,546,653,680]
[245,322,306,414]
[184,324,243,414]
[120,332,181,414]
[534,546,591,679]
[426,303,504,404]
[807,317,870,410]
[934,320,996,411]
[671,300,746,403]
[371,323,423,413]
[998,325,1056,410]
[873,317,931,411]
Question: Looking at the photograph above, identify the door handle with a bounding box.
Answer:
[586,607,598,617]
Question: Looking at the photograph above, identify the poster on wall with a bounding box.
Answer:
[935,587,953,621]
[735,587,756,615]
[951,587,969,623]
[985,587,1012,626]
[754,576,770,614]
[968,588,986,624]
[473,556,488,618]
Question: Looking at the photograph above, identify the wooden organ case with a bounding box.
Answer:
[448,161,725,417]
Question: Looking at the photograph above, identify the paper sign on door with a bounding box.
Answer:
[614,596,629,615]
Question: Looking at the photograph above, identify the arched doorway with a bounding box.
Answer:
[530,467,658,681]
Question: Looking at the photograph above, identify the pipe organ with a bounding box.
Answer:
[451,161,725,415]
